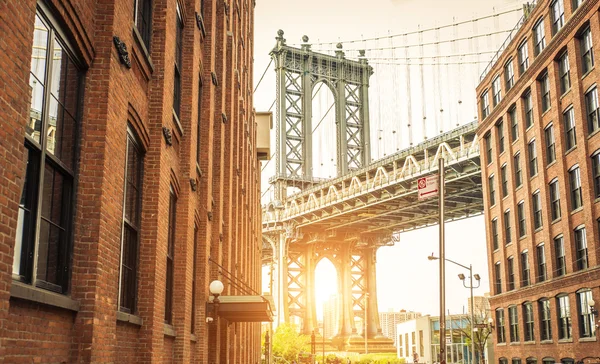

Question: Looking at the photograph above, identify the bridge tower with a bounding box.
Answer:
[267,30,391,349]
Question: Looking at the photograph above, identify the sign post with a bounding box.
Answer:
[438,158,446,364]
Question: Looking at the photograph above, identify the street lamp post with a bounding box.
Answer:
[428,255,480,364]
[208,280,224,362]
[364,292,369,354]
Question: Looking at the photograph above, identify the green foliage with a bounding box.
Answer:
[271,323,311,363]
[315,353,405,364]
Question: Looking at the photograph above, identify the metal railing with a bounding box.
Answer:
[479,1,538,81]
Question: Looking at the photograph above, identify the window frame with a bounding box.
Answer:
[539,71,551,112]
[539,298,552,341]
[558,51,571,94]
[524,90,534,128]
[580,26,594,75]
[173,4,184,118]
[528,139,538,177]
[507,256,515,291]
[489,174,496,206]
[514,152,523,188]
[504,209,512,245]
[165,187,177,324]
[536,243,547,282]
[118,127,145,314]
[518,39,530,75]
[481,90,490,119]
[549,178,561,221]
[492,217,499,251]
[505,59,515,91]
[585,86,599,134]
[551,0,565,35]
[533,18,546,56]
[497,120,505,154]
[496,308,506,343]
[577,289,596,338]
[569,165,582,211]
[574,226,588,271]
[557,294,572,340]
[554,235,566,277]
[521,250,530,287]
[493,75,502,106]
[509,105,519,141]
[563,106,576,150]
[134,0,153,51]
[533,190,543,230]
[523,302,535,342]
[501,164,508,198]
[592,150,600,199]
[544,123,556,164]
[508,305,520,342]
[495,261,502,294]
[518,200,526,238]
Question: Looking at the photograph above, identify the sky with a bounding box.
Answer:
[255,0,530,318]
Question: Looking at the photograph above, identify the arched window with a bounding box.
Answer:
[576,288,596,338]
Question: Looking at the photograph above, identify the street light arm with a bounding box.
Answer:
[430,255,471,271]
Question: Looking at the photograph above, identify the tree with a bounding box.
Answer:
[455,309,493,364]
[271,323,311,363]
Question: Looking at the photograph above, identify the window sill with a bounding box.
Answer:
[588,128,600,140]
[582,67,595,80]
[526,124,534,132]
[560,88,571,100]
[541,108,551,118]
[547,160,556,168]
[10,280,79,312]
[565,146,577,156]
[540,340,553,344]
[551,217,561,225]
[132,26,154,74]
[164,324,176,338]
[515,184,523,192]
[523,340,536,345]
[496,343,507,347]
[519,235,527,241]
[571,207,584,215]
[117,311,143,326]
[558,338,573,343]
[534,227,543,233]
[509,341,521,346]
[579,336,597,342]
[191,334,197,342]
[512,138,519,146]
[172,110,184,137]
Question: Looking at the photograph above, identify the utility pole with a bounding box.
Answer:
[439,157,446,364]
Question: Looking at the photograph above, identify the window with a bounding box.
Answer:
[485,133,492,164]
[557,294,572,339]
[518,39,530,74]
[549,179,561,221]
[509,306,520,342]
[504,210,512,244]
[539,298,552,341]
[533,191,543,230]
[134,0,152,50]
[533,18,546,56]
[496,308,506,343]
[580,26,594,75]
[537,243,547,282]
[493,76,502,106]
[492,218,499,250]
[521,250,530,287]
[196,78,203,166]
[554,235,566,277]
[524,90,534,128]
[119,129,145,313]
[528,140,538,177]
[544,124,556,164]
[592,151,600,198]
[551,0,565,34]
[509,106,519,141]
[561,359,575,364]
[495,262,502,294]
[501,165,508,198]
[505,59,515,91]
[419,330,424,356]
[514,359,522,364]
[501,359,508,364]
[527,358,538,364]
[508,257,515,291]
[558,51,571,94]
[540,72,551,112]
[569,166,582,210]
[165,189,177,324]
[578,289,596,338]
[481,90,490,119]
[398,335,403,356]
[523,302,535,341]
[173,5,184,118]
[13,11,82,294]
[585,87,599,134]
[572,0,584,10]
[518,201,526,238]
[514,153,523,188]
[564,107,576,150]
[574,226,588,270]
[191,225,198,333]
[489,174,496,206]
[497,121,505,154]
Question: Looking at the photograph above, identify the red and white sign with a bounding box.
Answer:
[417,175,439,200]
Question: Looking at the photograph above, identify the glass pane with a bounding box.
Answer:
[52,41,80,118]
[28,75,44,144]
[31,15,49,84]
[46,96,61,157]
[36,218,63,288]
[46,96,76,168]
[41,163,64,225]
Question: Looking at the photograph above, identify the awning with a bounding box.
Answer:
[208,295,274,322]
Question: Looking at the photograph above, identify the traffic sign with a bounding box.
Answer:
[417,175,439,200]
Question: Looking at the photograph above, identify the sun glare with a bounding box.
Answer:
[314,258,338,320]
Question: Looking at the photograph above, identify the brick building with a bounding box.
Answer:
[477,0,600,362]
[0,0,263,362]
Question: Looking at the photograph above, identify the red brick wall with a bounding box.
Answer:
[0,0,262,362]
[478,0,600,360]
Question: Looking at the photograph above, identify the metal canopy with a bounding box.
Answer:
[209,295,274,322]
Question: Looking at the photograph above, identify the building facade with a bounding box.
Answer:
[379,309,422,346]
[0,0,262,362]
[323,294,340,339]
[477,0,600,361]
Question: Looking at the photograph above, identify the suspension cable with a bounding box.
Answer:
[253,58,273,93]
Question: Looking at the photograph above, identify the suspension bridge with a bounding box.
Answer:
[257,3,533,353]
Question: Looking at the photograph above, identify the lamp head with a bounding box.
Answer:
[428,254,438,261]
[474,274,481,281]
[590,298,596,307]
[488,317,494,324]
[458,273,466,281]
[209,280,224,296]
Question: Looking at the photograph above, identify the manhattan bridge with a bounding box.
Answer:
[258,4,532,352]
